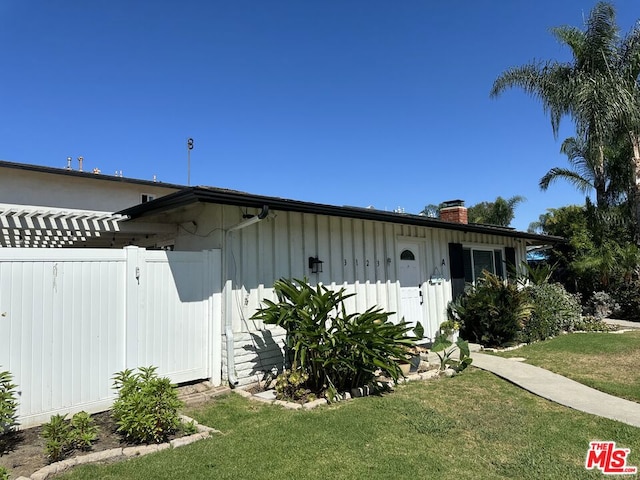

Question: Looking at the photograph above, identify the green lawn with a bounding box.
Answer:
[493,330,640,402]
[58,370,640,480]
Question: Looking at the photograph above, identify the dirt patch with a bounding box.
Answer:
[0,411,187,479]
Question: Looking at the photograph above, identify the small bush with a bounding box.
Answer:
[584,291,619,319]
[274,369,316,403]
[41,414,73,462]
[522,283,582,342]
[610,280,640,320]
[70,411,98,451]
[111,366,182,444]
[573,315,616,332]
[41,411,98,462]
[449,272,532,347]
[0,465,9,480]
[181,420,198,435]
[0,368,18,437]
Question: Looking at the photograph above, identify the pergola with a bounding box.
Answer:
[0,203,176,248]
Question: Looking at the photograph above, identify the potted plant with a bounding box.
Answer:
[398,322,426,375]
[439,319,459,343]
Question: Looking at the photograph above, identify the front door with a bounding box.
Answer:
[398,242,424,330]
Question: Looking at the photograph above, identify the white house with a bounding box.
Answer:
[119,187,561,387]
[0,162,562,425]
[0,160,183,247]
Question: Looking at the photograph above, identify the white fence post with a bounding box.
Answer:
[124,246,143,369]
[208,249,223,386]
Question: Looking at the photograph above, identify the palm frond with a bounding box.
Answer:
[539,167,594,194]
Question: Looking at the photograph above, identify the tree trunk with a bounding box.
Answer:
[629,132,640,244]
[594,144,607,208]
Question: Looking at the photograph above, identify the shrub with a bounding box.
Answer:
[111,366,182,444]
[610,279,640,320]
[0,465,8,480]
[252,278,421,395]
[41,414,73,462]
[448,272,531,347]
[573,315,617,332]
[584,291,619,319]
[41,411,98,462]
[522,283,582,342]
[274,369,316,403]
[0,368,18,437]
[70,411,98,451]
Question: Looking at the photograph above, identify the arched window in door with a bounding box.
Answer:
[400,249,415,261]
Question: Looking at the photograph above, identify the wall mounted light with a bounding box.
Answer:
[308,256,324,274]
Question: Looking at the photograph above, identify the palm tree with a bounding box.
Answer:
[467,195,525,226]
[539,135,630,207]
[491,2,640,239]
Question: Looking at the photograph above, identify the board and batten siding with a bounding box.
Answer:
[173,204,526,387]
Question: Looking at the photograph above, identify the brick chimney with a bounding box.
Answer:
[439,200,468,224]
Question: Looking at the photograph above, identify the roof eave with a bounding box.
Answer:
[118,187,565,245]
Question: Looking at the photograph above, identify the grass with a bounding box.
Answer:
[493,330,640,402]
[58,369,640,480]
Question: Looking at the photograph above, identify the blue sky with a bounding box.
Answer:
[2,1,640,231]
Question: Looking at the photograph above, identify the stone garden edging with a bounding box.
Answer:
[15,415,219,480]
[235,368,441,410]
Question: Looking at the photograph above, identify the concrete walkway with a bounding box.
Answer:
[470,352,640,428]
[605,318,640,329]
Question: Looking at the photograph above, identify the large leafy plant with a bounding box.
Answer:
[252,278,421,395]
[448,272,532,347]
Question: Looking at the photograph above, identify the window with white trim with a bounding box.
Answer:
[462,247,504,283]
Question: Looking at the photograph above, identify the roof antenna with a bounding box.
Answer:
[187,137,194,186]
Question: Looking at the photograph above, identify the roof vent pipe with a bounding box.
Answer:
[223,204,269,387]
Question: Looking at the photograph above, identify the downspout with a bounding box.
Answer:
[223,205,269,387]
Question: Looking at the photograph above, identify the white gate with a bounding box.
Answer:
[0,247,221,428]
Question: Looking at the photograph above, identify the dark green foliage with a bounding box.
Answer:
[519,261,557,286]
[610,280,640,320]
[111,366,182,444]
[522,283,582,342]
[467,195,525,227]
[0,368,18,438]
[448,272,532,347]
[530,204,639,301]
[252,278,421,394]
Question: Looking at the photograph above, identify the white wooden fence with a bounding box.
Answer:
[0,247,222,428]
